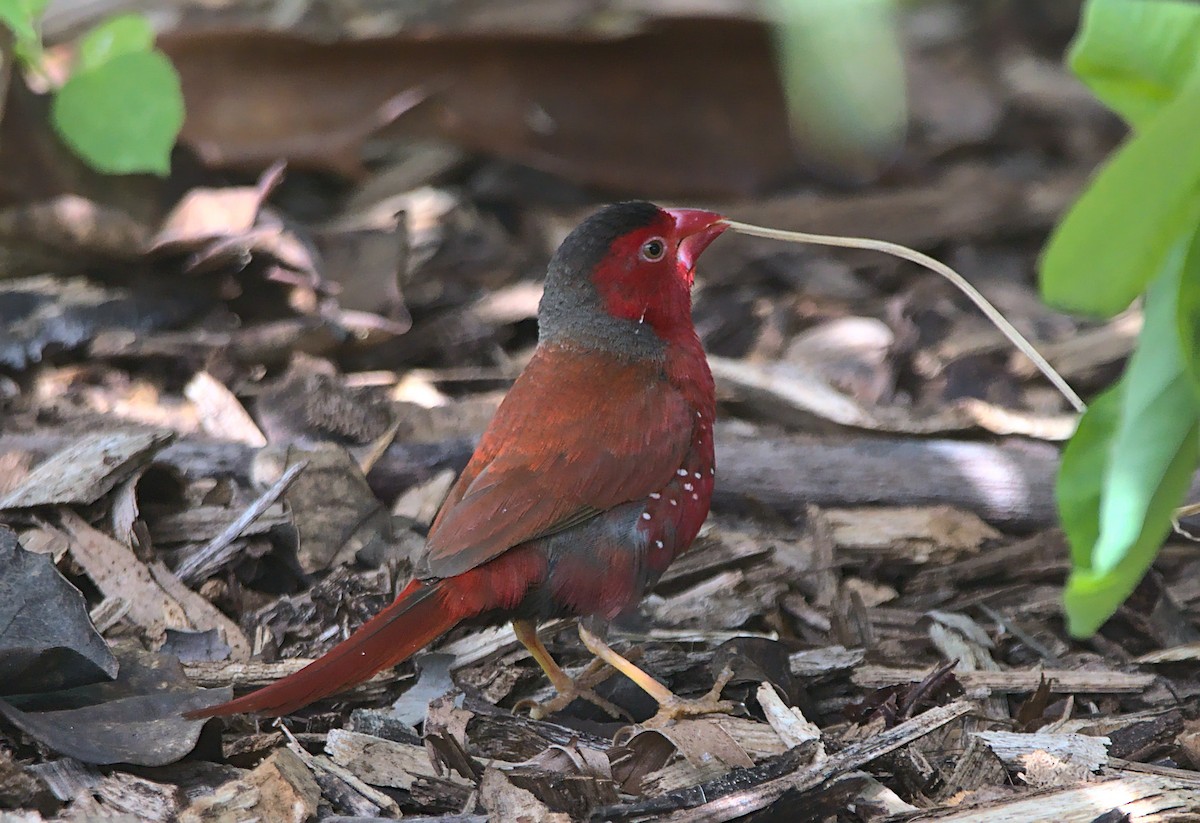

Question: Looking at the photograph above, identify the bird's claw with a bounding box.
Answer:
[518,687,629,722]
[642,665,738,728]
[516,659,631,721]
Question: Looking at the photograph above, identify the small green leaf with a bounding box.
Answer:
[1056,380,1124,569]
[1061,241,1200,637]
[51,50,183,176]
[1039,69,1200,316]
[769,0,906,180]
[0,0,46,50]
[77,14,155,73]
[1069,0,1200,128]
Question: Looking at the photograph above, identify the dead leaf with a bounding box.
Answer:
[184,372,267,447]
[152,163,284,252]
[0,527,117,694]
[0,648,231,767]
[254,443,389,573]
[613,719,754,795]
[56,511,250,659]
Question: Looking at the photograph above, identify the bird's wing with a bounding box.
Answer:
[421,345,693,579]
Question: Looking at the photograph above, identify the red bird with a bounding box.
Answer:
[188,202,730,723]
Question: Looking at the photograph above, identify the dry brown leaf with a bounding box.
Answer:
[253,444,388,573]
[184,372,267,447]
[57,511,248,658]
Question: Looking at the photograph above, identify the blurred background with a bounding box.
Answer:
[0,0,1122,405]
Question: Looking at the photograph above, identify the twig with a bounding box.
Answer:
[596,700,972,822]
[174,459,308,584]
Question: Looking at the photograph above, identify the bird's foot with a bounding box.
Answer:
[642,665,737,728]
[516,659,631,721]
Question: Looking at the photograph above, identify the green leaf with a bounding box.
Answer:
[1056,380,1124,569]
[51,50,183,176]
[1069,0,1200,128]
[77,14,155,73]
[1039,69,1200,316]
[0,0,47,50]
[769,0,906,180]
[1061,241,1200,637]
[1177,225,1200,397]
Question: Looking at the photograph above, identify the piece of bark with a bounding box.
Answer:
[973,731,1110,772]
[179,748,319,823]
[0,429,173,509]
[711,429,1060,530]
[325,729,449,791]
[901,772,1200,822]
[854,667,1154,694]
[479,767,570,823]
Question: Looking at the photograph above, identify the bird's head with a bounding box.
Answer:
[538,201,727,358]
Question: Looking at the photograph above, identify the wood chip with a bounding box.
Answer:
[326,729,447,791]
[904,773,1200,821]
[479,767,570,823]
[973,731,1110,771]
[854,666,1154,694]
[0,429,172,509]
[180,748,319,823]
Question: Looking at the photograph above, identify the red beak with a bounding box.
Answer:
[667,208,727,273]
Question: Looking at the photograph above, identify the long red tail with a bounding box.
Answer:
[186,579,462,717]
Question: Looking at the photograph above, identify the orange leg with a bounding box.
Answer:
[512,620,626,720]
[577,624,735,727]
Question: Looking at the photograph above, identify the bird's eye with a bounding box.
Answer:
[640,238,666,262]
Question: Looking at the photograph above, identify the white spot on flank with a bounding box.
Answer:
[642,512,651,520]
[655,540,664,548]
[677,469,688,476]
[649,492,661,499]
[683,483,693,491]
[693,472,701,479]
[692,493,699,500]
[670,499,678,506]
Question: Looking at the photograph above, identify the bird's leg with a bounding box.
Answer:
[577,624,736,727]
[511,619,627,720]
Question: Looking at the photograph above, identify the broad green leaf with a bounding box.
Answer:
[770,0,906,180]
[1039,69,1200,316]
[51,50,183,175]
[1092,243,1200,575]
[1177,223,1200,396]
[77,14,154,73]
[1069,0,1200,128]
[1062,242,1200,637]
[1056,381,1124,569]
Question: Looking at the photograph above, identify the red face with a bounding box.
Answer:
[591,208,727,339]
